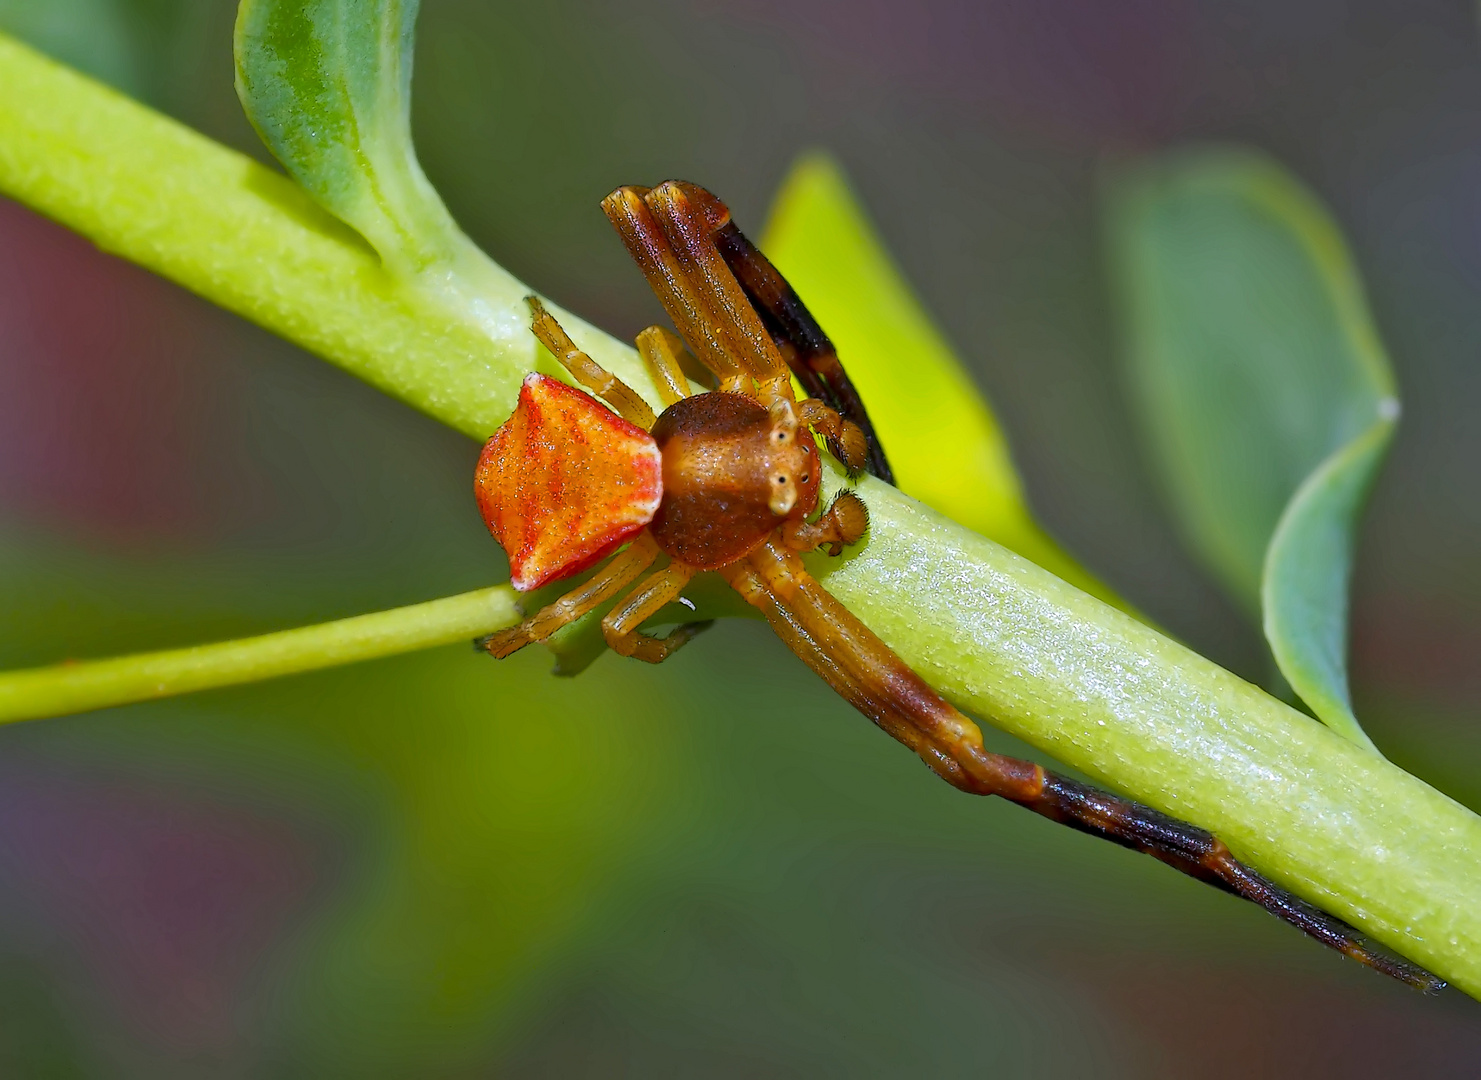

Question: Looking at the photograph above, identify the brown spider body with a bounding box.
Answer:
[478,376,824,586]
[649,392,821,568]
[475,181,1442,993]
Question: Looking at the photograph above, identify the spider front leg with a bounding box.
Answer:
[712,216,895,482]
[603,187,751,395]
[643,181,797,406]
[476,535,659,658]
[602,559,713,663]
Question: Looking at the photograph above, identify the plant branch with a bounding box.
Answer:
[0,585,519,722]
[2,32,1479,994]
[0,32,650,440]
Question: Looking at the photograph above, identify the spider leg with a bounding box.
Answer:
[712,219,895,483]
[475,535,659,658]
[722,558,971,791]
[796,398,871,477]
[636,325,694,408]
[725,540,1445,992]
[526,297,656,429]
[781,490,870,557]
[603,187,750,395]
[641,182,796,407]
[602,560,712,663]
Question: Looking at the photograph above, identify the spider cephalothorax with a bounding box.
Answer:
[647,391,822,566]
[473,180,1441,992]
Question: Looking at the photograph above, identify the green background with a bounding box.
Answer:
[1,0,1478,1073]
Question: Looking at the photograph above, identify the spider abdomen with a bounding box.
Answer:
[475,373,662,591]
[649,392,820,568]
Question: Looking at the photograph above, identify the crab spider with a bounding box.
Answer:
[473,181,1441,993]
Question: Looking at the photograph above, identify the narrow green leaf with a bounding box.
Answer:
[1107,147,1398,752]
[1263,417,1395,750]
[762,154,1128,612]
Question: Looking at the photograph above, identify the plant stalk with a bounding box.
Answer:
[0,586,519,722]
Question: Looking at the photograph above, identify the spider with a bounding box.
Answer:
[474,180,1441,993]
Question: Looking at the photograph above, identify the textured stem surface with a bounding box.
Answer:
[812,475,1481,995]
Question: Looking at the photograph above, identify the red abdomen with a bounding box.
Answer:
[476,374,662,590]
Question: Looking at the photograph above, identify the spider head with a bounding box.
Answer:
[765,398,822,520]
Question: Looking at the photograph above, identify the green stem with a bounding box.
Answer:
[0,32,648,440]
[815,473,1481,996]
[0,586,519,722]
[2,31,1479,995]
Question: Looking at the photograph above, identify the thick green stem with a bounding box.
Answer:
[1,32,1478,994]
[0,33,649,439]
[0,586,519,722]
[813,474,1481,995]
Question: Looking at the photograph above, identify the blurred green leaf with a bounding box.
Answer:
[1107,147,1398,753]
[761,153,1129,613]
[259,646,688,1070]
[234,0,459,272]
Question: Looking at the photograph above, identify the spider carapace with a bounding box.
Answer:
[474,180,1442,993]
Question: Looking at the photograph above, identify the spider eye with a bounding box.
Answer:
[773,430,789,443]
[799,473,810,483]
[775,474,788,484]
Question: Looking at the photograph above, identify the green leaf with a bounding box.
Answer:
[234,0,457,272]
[762,153,1129,612]
[1107,147,1398,753]
[1263,418,1394,749]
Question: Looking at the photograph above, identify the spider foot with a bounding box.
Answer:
[473,626,525,659]
[607,618,715,664]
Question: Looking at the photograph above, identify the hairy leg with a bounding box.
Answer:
[476,536,659,658]
[602,560,711,663]
[636,325,694,408]
[526,297,656,429]
[727,539,1444,992]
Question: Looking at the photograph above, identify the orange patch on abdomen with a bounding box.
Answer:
[476,373,662,591]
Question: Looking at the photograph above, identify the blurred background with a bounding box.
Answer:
[2,0,1480,1074]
